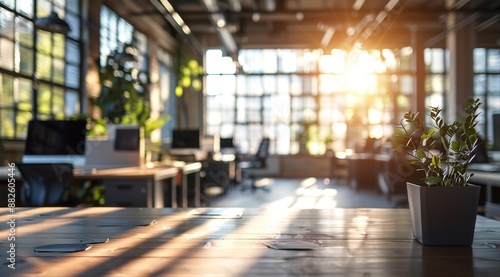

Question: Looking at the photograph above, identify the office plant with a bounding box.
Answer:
[397,98,482,245]
[93,53,169,138]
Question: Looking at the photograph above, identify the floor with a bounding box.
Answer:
[205,177,408,209]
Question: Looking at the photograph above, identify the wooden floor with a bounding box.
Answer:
[206,177,407,209]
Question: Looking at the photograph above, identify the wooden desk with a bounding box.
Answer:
[345,153,379,191]
[74,165,179,208]
[470,170,500,219]
[1,207,500,276]
[163,161,202,208]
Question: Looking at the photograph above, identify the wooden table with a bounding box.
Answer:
[470,170,500,219]
[74,165,179,208]
[2,207,500,276]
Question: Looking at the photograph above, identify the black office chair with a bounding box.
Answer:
[17,163,75,207]
[237,138,270,192]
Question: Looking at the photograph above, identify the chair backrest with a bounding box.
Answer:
[255,138,270,166]
[17,163,74,207]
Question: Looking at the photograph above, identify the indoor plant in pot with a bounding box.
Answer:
[397,98,482,246]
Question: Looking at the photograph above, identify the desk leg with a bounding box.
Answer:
[153,179,164,208]
[146,180,154,208]
[194,171,200,207]
[182,174,188,208]
[171,177,177,208]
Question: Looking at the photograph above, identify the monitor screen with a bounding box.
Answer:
[114,127,140,151]
[24,120,87,155]
[171,129,200,149]
[220,137,234,148]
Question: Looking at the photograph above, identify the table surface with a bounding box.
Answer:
[73,164,179,180]
[1,207,500,276]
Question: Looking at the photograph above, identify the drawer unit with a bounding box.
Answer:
[104,180,151,207]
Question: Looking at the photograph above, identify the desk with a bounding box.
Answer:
[168,161,202,208]
[74,165,178,208]
[345,153,379,191]
[470,170,500,219]
[1,207,500,276]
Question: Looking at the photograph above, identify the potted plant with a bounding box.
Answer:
[397,98,482,246]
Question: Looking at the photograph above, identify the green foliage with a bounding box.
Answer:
[93,54,169,137]
[175,56,203,97]
[397,98,481,187]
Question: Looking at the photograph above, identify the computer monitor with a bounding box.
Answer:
[84,124,141,170]
[171,129,200,149]
[219,137,234,149]
[22,119,87,167]
[114,126,140,151]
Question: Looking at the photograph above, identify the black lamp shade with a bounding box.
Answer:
[35,11,71,35]
[113,45,139,63]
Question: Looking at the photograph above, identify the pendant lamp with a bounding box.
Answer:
[35,11,71,35]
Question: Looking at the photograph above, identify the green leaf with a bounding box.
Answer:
[425,177,442,186]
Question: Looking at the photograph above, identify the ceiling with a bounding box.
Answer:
[135,0,500,57]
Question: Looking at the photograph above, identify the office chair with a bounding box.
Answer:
[236,138,270,192]
[17,163,75,207]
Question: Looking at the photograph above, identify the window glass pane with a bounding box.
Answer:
[16,16,33,48]
[67,0,79,13]
[19,45,34,74]
[52,86,64,118]
[261,49,277,73]
[399,47,413,71]
[487,49,500,73]
[53,0,65,8]
[430,49,445,73]
[289,75,302,95]
[36,52,51,80]
[65,64,79,88]
[53,57,65,84]
[400,74,413,94]
[1,74,14,106]
[0,37,14,70]
[64,91,80,117]
[474,48,486,73]
[36,30,52,54]
[17,0,33,17]
[0,109,14,137]
[52,33,65,58]
[16,111,32,137]
[474,74,486,95]
[488,75,500,94]
[66,40,80,64]
[427,74,444,94]
[278,49,296,73]
[66,12,80,39]
[37,84,51,115]
[277,75,289,94]
[36,0,51,17]
[0,0,14,9]
[17,78,33,111]
[0,8,14,39]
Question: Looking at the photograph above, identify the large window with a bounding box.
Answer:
[474,48,500,150]
[206,48,414,155]
[0,0,82,139]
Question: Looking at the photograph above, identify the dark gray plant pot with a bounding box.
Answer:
[406,182,481,246]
